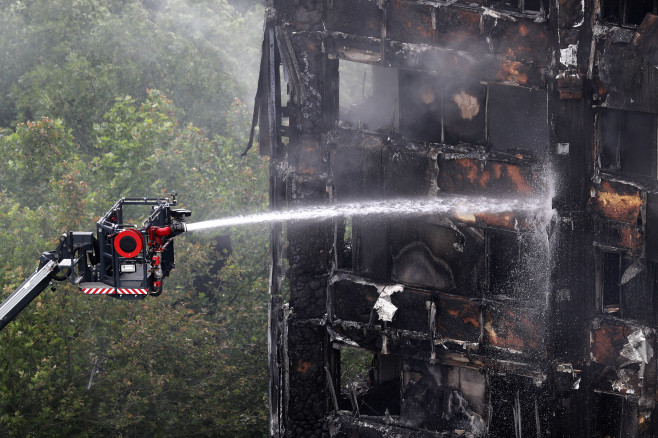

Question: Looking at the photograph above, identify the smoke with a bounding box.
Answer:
[0,0,265,141]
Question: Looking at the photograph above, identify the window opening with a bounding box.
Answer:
[602,252,622,314]
[352,215,390,280]
[398,70,486,146]
[595,393,638,437]
[521,0,544,12]
[489,0,519,9]
[599,251,652,320]
[488,375,546,438]
[399,69,443,143]
[338,348,401,416]
[444,83,487,146]
[488,231,523,296]
[487,229,549,301]
[339,61,399,131]
[599,109,657,178]
[335,216,353,270]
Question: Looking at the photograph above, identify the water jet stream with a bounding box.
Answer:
[185,195,550,232]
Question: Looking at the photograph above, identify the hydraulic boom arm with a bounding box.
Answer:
[0,260,58,331]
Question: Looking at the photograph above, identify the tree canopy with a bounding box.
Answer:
[0,1,270,436]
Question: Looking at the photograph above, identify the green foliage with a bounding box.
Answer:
[0,1,271,434]
[0,118,76,209]
[0,90,270,436]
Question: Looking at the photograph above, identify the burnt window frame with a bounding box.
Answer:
[486,82,550,157]
[485,228,550,302]
[594,392,639,437]
[486,229,524,297]
[600,251,624,314]
[601,0,658,26]
[597,108,658,179]
[398,69,488,147]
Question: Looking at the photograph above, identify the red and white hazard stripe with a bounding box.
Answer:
[116,288,148,295]
[82,287,148,295]
[82,287,114,294]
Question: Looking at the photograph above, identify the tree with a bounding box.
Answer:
[0,72,269,438]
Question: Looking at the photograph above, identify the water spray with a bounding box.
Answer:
[184,194,550,233]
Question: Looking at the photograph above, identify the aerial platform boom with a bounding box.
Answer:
[0,260,58,331]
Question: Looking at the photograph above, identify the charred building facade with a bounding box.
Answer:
[254,0,658,436]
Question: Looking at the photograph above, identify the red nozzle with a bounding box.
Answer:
[154,227,172,237]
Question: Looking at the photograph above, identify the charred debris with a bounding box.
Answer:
[251,0,658,436]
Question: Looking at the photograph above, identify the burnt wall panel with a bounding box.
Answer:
[599,38,658,113]
[437,157,537,195]
[328,414,450,437]
[550,218,593,363]
[288,182,333,319]
[589,317,657,429]
[434,8,484,50]
[647,193,658,261]
[287,33,327,134]
[633,14,658,67]
[590,319,635,367]
[435,293,481,345]
[332,279,379,323]
[328,130,385,201]
[389,219,485,296]
[400,360,486,434]
[324,33,382,65]
[595,222,643,252]
[484,304,545,358]
[390,41,546,87]
[591,180,643,224]
[558,0,585,28]
[486,20,550,64]
[389,290,434,332]
[386,1,437,46]
[326,0,381,38]
[383,142,437,197]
